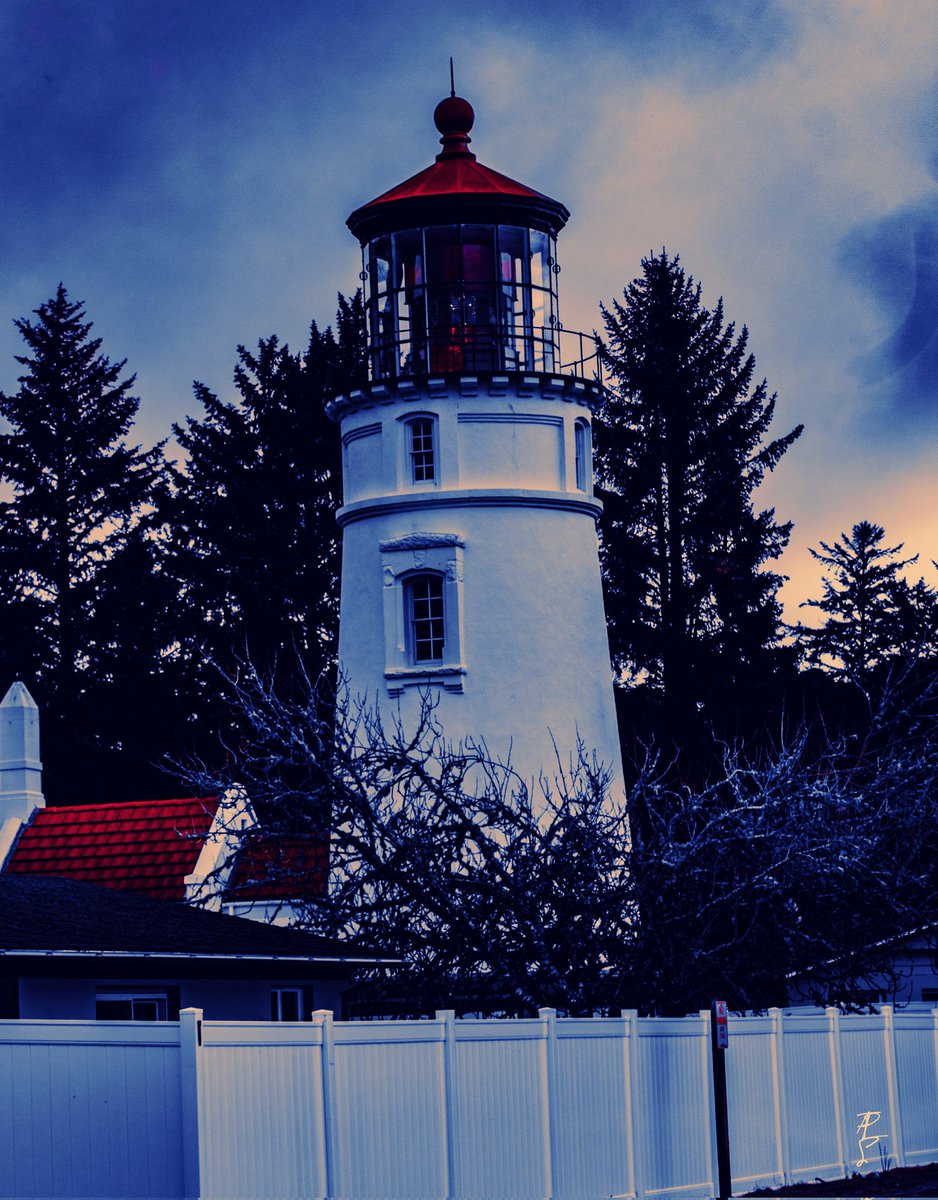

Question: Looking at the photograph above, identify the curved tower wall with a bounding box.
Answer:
[330,372,623,791]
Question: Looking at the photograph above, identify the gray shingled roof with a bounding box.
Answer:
[0,874,394,963]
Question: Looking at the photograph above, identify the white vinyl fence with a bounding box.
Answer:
[2,1007,938,1200]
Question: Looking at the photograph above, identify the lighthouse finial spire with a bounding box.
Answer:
[449,56,455,98]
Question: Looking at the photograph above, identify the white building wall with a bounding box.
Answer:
[16,975,349,1021]
[331,374,623,794]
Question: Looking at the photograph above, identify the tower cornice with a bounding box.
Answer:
[336,487,603,529]
[326,371,602,421]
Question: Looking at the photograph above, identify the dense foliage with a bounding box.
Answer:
[2,270,935,1013]
[0,287,364,799]
[176,661,938,1017]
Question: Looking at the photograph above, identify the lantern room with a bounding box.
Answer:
[346,93,571,381]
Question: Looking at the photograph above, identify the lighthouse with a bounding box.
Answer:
[329,90,622,790]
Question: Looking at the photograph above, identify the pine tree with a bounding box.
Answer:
[596,251,802,740]
[0,285,165,799]
[162,297,365,712]
[798,521,929,688]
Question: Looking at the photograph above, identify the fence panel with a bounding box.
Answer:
[838,1011,893,1174]
[777,1012,843,1182]
[332,1019,449,1200]
[725,1014,783,1192]
[450,1017,551,1199]
[894,1010,938,1165]
[200,1022,326,1200]
[633,1014,714,1199]
[0,1020,184,1200]
[550,1015,633,1200]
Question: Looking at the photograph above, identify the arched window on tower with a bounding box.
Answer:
[405,573,445,663]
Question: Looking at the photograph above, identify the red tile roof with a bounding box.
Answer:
[4,798,220,902]
[363,155,552,208]
[225,835,328,900]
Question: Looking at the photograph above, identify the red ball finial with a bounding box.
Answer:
[434,95,474,136]
[433,95,475,160]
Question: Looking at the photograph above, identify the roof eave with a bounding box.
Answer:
[347,191,570,245]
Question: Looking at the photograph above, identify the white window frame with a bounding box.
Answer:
[401,413,439,488]
[405,571,446,663]
[95,990,169,1022]
[380,532,465,696]
[270,987,303,1022]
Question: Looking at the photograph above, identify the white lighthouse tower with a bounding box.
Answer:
[329,91,622,790]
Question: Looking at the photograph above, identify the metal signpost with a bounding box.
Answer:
[710,999,732,1200]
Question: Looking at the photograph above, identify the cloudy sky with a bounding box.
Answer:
[2,0,936,616]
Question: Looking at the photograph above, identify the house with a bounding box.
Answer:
[787,928,938,1010]
[0,681,325,922]
[0,873,396,1020]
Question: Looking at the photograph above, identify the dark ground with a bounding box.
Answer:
[744,1161,938,1197]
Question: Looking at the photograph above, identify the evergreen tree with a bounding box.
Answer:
[596,251,802,742]
[0,285,165,800]
[798,520,933,688]
[162,296,365,720]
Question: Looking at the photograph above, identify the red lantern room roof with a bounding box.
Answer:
[346,94,570,244]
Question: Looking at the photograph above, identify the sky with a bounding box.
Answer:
[1,0,936,618]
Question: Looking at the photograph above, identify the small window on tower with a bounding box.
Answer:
[406,573,445,663]
[574,419,591,492]
[407,417,436,484]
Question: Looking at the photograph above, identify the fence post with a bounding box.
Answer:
[436,1010,458,1200]
[880,1005,905,1168]
[768,1008,791,1186]
[826,1007,850,1176]
[179,1007,204,1200]
[538,1007,558,1200]
[621,1010,644,1200]
[313,1010,338,1200]
[700,1009,720,1200]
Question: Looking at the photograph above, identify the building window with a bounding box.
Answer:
[408,416,436,484]
[96,991,169,1021]
[270,988,303,1021]
[574,419,591,492]
[380,532,466,695]
[406,573,445,662]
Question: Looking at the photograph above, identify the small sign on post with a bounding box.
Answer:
[714,999,729,1050]
[710,1000,732,1199]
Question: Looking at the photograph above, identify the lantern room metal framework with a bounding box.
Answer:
[346,93,598,384]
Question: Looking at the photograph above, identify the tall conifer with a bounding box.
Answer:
[0,285,165,799]
[163,296,365,710]
[596,252,802,741]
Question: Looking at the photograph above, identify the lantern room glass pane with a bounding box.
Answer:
[364,222,561,380]
[394,228,426,375]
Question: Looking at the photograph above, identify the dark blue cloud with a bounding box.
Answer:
[840,198,938,428]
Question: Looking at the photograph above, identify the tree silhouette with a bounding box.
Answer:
[596,251,802,745]
[798,520,936,689]
[0,285,166,800]
[161,296,365,742]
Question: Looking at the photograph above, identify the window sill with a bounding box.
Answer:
[385,664,467,697]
